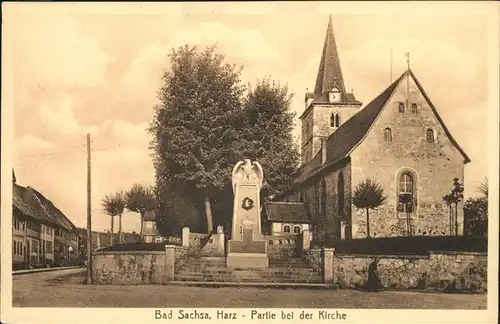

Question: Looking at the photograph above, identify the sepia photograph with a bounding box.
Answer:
[1,1,498,323]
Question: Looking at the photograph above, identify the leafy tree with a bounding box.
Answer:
[149,45,246,234]
[477,178,488,198]
[125,184,157,241]
[464,179,488,237]
[352,179,387,238]
[101,192,125,246]
[442,178,464,236]
[464,196,488,237]
[237,79,301,200]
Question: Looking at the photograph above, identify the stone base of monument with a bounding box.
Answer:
[226,228,268,268]
[226,253,269,268]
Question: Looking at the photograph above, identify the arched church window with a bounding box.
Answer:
[320,179,327,220]
[384,128,392,142]
[335,114,341,127]
[426,129,435,143]
[411,103,418,113]
[338,172,344,216]
[330,114,335,127]
[399,102,405,113]
[283,225,291,233]
[397,172,415,213]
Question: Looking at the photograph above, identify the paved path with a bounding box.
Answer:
[12,269,487,309]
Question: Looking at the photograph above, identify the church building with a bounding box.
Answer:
[278,16,471,242]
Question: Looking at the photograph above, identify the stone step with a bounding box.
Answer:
[174,276,323,283]
[178,267,318,274]
[169,281,337,289]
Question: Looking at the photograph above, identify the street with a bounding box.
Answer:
[12,268,487,309]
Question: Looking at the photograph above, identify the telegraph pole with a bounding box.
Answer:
[86,133,92,284]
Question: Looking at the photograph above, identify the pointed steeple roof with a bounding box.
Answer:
[314,15,346,96]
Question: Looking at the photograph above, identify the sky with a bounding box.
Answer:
[4,2,497,233]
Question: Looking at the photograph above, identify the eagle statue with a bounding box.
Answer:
[231,159,264,193]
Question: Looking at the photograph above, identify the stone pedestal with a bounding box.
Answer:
[227,228,268,268]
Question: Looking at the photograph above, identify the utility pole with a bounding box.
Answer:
[86,133,92,284]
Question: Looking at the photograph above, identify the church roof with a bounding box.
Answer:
[299,69,471,183]
[314,15,346,96]
[263,202,312,224]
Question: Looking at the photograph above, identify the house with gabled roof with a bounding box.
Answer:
[12,171,82,269]
[277,16,470,242]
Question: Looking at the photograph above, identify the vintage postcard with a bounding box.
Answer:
[1,1,498,324]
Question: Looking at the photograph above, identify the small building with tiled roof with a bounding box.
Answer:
[279,16,470,243]
[262,202,312,236]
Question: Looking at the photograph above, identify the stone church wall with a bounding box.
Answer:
[350,75,465,238]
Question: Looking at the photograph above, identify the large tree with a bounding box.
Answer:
[150,45,246,234]
[150,46,301,236]
[237,79,301,200]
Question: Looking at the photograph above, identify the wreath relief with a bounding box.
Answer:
[241,197,254,211]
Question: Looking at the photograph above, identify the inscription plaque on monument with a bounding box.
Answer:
[227,159,268,268]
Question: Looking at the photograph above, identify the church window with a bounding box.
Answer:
[384,128,392,142]
[426,129,435,143]
[320,179,327,220]
[397,172,414,213]
[337,172,344,216]
[399,102,405,113]
[335,114,341,127]
[411,103,418,113]
[283,225,291,233]
[299,190,304,202]
[293,225,302,234]
[330,114,335,127]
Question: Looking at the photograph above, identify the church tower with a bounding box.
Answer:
[300,16,362,165]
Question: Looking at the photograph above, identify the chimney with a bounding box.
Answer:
[321,138,327,165]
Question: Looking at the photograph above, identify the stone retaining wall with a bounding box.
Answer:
[304,248,322,273]
[93,246,189,284]
[333,251,487,293]
[265,234,299,260]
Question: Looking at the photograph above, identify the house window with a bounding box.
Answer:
[384,128,392,142]
[411,103,418,113]
[293,225,302,234]
[397,172,414,213]
[399,102,405,113]
[426,129,435,143]
[283,225,291,233]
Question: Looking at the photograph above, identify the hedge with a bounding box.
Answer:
[320,236,487,256]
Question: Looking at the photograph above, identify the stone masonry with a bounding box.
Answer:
[349,75,465,238]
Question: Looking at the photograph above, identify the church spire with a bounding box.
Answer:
[314,15,346,96]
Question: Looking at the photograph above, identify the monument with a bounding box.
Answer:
[227,159,268,268]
